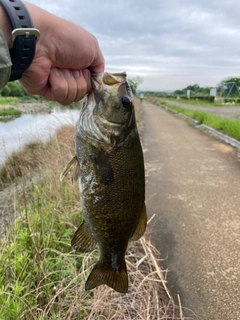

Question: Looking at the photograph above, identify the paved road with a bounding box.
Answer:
[164,99,240,119]
[141,100,240,320]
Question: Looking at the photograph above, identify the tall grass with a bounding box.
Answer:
[0,125,182,319]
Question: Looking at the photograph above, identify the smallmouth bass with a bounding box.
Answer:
[61,72,146,293]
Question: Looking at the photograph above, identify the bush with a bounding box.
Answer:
[1,82,27,97]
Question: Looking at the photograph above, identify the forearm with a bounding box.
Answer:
[0,4,11,47]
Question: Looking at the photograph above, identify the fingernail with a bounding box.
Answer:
[63,69,72,79]
[73,70,80,78]
[52,68,60,76]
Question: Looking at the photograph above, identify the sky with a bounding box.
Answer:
[28,0,240,92]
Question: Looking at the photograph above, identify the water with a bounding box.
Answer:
[0,106,79,165]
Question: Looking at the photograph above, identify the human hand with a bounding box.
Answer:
[19,2,105,105]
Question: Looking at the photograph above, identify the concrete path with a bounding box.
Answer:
[141,100,240,319]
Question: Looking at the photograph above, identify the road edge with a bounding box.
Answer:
[158,103,240,150]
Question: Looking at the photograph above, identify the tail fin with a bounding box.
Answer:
[85,260,128,293]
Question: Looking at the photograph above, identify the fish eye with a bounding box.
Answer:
[121,96,131,107]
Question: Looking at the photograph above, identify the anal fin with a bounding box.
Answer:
[131,202,147,241]
[71,220,96,252]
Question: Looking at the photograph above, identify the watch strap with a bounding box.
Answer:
[0,0,40,81]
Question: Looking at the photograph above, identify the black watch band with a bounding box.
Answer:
[0,0,40,81]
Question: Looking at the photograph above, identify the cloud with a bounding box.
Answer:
[28,0,240,90]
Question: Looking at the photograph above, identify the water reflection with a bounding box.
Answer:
[0,106,79,165]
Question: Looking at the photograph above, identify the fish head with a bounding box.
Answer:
[91,72,136,142]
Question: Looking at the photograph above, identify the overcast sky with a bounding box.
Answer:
[28,0,240,91]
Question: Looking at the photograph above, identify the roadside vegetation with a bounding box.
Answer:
[146,95,240,107]
[0,98,182,319]
[157,97,222,107]
[148,98,240,141]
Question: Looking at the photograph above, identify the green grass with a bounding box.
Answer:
[0,97,20,105]
[159,101,240,141]
[0,95,42,106]
[0,126,87,319]
[166,97,224,107]
[146,96,239,107]
[0,107,21,117]
[0,182,82,319]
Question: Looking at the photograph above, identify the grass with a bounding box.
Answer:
[0,107,21,117]
[149,99,240,141]
[164,97,223,107]
[0,122,183,319]
[146,96,238,107]
[0,97,20,105]
[0,141,47,190]
[0,96,42,105]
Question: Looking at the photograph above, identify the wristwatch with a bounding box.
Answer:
[0,0,40,81]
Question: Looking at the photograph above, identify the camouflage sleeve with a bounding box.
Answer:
[0,30,11,91]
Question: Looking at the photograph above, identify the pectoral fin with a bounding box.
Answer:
[90,148,114,185]
[71,220,96,252]
[131,203,147,241]
[60,155,80,183]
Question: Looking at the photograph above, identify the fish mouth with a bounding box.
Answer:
[98,114,125,126]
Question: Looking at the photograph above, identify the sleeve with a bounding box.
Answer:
[0,30,12,91]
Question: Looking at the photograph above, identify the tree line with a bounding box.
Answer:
[173,77,240,96]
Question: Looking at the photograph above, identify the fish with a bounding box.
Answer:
[60,72,147,293]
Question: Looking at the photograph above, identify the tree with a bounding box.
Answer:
[173,84,210,96]
[128,76,143,94]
